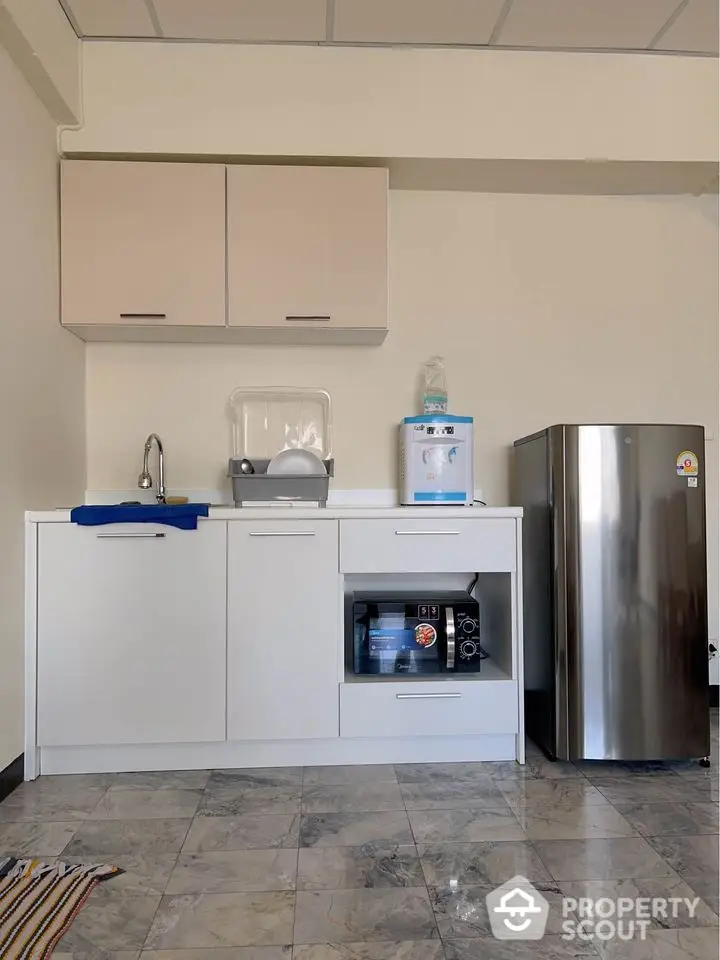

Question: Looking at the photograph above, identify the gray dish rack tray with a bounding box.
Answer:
[228,458,335,507]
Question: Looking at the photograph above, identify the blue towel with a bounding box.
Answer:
[70,503,210,530]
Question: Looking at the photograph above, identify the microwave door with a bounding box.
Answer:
[445,607,455,670]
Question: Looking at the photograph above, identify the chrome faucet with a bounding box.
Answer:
[138,433,166,503]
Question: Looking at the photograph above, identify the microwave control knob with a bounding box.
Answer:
[460,639,478,659]
[461,618,478,634]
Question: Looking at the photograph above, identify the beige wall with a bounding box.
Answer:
[63,42,718,164]
[85,190,719,638]
[0,46,85,770]
[0,0,81,122]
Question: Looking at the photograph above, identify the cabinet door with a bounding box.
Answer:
[227,165,387,332]
[37,522,227,746]
[61,161,226,327]
[227,521,340,741]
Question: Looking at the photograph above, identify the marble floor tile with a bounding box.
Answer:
[511,800,638,841]
[591,926,720,960]
[198,786,302,817]
[683,875,720,918]
[668,759,720,779]
[0,819,78,856]
[297,844,423,890]
[559,876,719,929]
[292,943,444,959]
[669,777,718,803]
[0,787,108,821]
[483,758,583,781]
[208,769,304,790]
[443,937,599,959]
[90,789,203,820]
[400,778,509,810]
[301,783,404,814]
[112,770,211,791]
[418,840,553,886]
[612,801,718,837]
[57,894,161,952]
[646,835,720,879]
[394,762,490,784]
[14,773,116,795]
[141,950,291,959]
[429,882,569,939]
[496,779,609,808]
[592,777,708,805]
[534,837,678,881]
[165,850,298,894]
[302,766,397,787]
[182,814,300,852]
[408,806,526,843]
[63,852,179,898]
[293,887,438,944]
[574,761,677,779]
[299,811,413,848]
[64,818,192,856]
[55,952,140,959]
[145,891,296,949]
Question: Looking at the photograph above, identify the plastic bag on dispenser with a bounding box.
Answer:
[423,356,448,414]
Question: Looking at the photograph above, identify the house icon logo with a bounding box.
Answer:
[485,875,550,940]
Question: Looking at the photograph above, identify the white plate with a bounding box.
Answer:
[266,449,327,476]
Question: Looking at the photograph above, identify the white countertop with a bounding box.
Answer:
[27,504,523,523]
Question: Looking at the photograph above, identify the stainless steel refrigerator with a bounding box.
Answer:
[514,424,710,761]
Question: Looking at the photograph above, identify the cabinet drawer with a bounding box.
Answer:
[340,518,516,573]
[340,680,519,739]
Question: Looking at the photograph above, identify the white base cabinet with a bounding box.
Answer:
[341,679,519,740]
[36,522,227,747]
[26,508,524,777]
[227,521,341,741]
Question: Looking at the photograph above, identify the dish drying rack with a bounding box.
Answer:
[227,387,334,507]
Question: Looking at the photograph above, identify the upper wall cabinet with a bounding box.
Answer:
[61,160,226,337]
[60,160,389,344]
[227,165,388,344]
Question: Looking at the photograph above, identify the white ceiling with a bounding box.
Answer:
[58,0,718,55]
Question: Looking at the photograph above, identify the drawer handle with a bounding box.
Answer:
[285,315,331,322]
[394,530,460,536]
[96,532,166,539]
[396,692,462,700]
[249,531,316,537]
[120,313,167,320]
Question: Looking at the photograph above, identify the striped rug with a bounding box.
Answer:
[0,857,121,959]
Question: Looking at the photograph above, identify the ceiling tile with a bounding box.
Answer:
[333,0,507,44]
[152,0,327,42]
[63,0,157,37]
[497,0,683,49]
[654,0,719,53]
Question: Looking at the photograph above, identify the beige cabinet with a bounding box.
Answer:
[227,165,388,344]
[61,160,226,333]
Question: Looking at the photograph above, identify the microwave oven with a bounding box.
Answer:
[351,591,481,675]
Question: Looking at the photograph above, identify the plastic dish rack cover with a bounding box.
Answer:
[228,387,332,460]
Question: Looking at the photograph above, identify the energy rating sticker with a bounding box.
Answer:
[676,451,698,477]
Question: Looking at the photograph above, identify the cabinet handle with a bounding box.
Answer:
[394,530,460,536]
[120,313,167,320]
[285,315,331,322]
[249,531,316,537]
[396,692,462,700]
[96,532,166,539]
